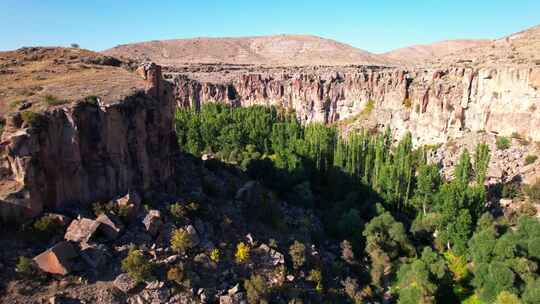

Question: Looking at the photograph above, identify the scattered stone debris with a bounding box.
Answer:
[113,273,138,293]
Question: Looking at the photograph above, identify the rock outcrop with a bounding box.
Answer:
[0,63,178,221]
[172,66,540,145]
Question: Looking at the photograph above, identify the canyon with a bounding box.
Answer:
[1,25,539,222]
[111,25,540,145]
[0,18,539,304]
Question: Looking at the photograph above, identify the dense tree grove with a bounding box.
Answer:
[175,104,540,303]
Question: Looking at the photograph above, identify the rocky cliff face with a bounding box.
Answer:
[171,65,540,145]
[0,63,178,220]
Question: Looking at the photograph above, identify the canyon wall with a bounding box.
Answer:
[172,66,540,145]
[0,64,178,220]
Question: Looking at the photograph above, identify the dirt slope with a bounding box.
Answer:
[103,34,393,67]
[383,39,491,65]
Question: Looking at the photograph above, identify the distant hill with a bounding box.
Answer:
[103,34,393,67]
[434,24,540,66]
[382,39,491,65]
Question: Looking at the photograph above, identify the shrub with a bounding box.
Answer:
[92,201,116,216]
[289,240,306,270]
[84,95,99,105]
[244,274,269,304]
[121,248,155,282]
[361,99,375,115]
[308,269,323,292]
[403,97,412,108]
[117,204,131,220]
[525,155,538,165]
[15,256,34,277]
[235,242,250,264]
[519,202,538,217]
[70,43,80,48]
[169,203,187,221]
[444,252,469,282]
[524,179,540,203]
[44,94,67,106]
[501,183,522,199]
[342,277,364,304]
[171,228,193,254]
[20,110,47,128]
[496,137,511,150]
[210,248,220,263]
[33,215,62,237]
[495,291,520,304]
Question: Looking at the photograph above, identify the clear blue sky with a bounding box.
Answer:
[1,0,539,53]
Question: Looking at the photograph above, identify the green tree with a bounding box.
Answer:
[413,164,441,215]
[522,278,540,304]
[474,143,490,185]
[363,212,415,289]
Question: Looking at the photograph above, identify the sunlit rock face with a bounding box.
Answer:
[172,66,540,145]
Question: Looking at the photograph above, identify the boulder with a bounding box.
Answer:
[143,210,162,236]
[113,273,138,293]
[96,212,124,240]
[33,241,78,275]
[64,218,101,243]
[80,243,108,268]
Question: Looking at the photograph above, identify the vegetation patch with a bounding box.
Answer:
[20,110,47,128]
[402,97,412,108]
[495,136,511,150]
[173,104,540,303]
[121,248,155,282]
[523,178,540,203]
[361,99,375,115]
[44,94,68,106]
[525,154,538,165]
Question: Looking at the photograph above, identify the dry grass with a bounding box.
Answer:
[0,47,144,116]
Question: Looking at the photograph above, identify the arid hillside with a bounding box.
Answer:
[382,39,491,65]
[433,24,540,67]
[103,34,393,67]
[0,47,143,116]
